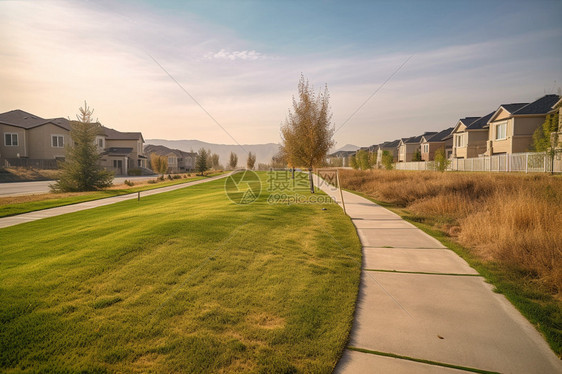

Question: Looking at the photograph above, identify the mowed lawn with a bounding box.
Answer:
[0,172,361,373]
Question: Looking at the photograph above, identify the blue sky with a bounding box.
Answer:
[0,0,560,148]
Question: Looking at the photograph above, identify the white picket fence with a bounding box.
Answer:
[394,152,562,173]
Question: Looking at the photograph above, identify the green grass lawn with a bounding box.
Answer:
[0,173,225,218]
[0,172,361,373]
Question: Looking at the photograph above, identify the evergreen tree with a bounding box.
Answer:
[51,102,113,192]
[196,148,209,175]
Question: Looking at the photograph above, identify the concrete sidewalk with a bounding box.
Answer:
[319,183,561,374]
[0,174,229,229]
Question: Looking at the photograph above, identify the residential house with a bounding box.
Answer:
[0,109,147,175]
[144,144,197,173]
[327,150,355,167]
[375,139,400,166]
[485,94,560,155]
[451,115,491,159]
[99,126,146,175]
[420,127,454,161]
[0,110,71,163]
[398,132,436,162]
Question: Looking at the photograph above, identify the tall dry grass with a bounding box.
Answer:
[338,169,562,297]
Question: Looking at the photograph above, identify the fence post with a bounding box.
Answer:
[525,153,528,173]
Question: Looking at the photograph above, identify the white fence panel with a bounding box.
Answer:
[394,152,561,173]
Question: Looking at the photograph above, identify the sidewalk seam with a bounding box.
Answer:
[346,346,501,374]
[364,269,482,277]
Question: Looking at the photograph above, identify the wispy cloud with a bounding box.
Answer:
[205,49,270,61]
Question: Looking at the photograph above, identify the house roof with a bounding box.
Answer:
[144,144,197,158]
[103,147,134,156]
[423,127,454,143]
[102,126,144,142]
[487,95,559,125]
[466,112,495,130]
[0,109,71,131]
[378,139,401,149]
[402,132,436,145]
[512,94,560,115]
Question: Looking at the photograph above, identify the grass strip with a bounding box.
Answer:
[347,346,500,374]
[363,269,482,277]
[0,172,361,373]
[346,189,562,358]
[0,173,224,218]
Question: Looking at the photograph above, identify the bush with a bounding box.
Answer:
[124,180,134,187]
[127,168,142,176]
[147,179,157,184]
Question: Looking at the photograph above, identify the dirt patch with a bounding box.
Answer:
[0,167,60,182]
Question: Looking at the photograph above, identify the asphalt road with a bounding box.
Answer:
[0,176,157,197]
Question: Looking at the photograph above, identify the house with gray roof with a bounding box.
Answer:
[398,132,436,162]
[451,114,494,159]
[0,109,147,174]
[485,94,560,155]
[420,127,454,161]
[374,139,400,166]
[144,144,197,173]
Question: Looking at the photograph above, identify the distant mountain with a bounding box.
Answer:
[146,139,280,166]
[334,144,359,152]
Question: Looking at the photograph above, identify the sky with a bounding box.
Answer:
[0,0,561,149]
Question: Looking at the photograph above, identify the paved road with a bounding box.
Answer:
[0,173,229,229]
[0,176,157,197]
[318,182,562,374]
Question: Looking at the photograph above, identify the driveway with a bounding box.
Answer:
[0,176,157,197]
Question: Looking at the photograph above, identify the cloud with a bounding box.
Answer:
[205,49,269,61]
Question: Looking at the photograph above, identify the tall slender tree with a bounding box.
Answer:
[280,75,335,193]
[196,148,209,175]
[246,152,256,170]
[51,102,113,192]
[229,152,238,170]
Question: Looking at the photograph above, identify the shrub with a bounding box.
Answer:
[127,168,142,176]
[124,180,134,187]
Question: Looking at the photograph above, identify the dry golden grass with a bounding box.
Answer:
[339,169,562,298]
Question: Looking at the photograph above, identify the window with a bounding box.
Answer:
[495,121,507,140]
[51,135,64,148]
[168,156,177,165]
[4,133,18,146]
[455,134,465,148]
[423,144,429,153]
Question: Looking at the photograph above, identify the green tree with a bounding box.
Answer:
[51,102,113,192]
[247,152,256,170]
[381,150,394,170]
[533,112,559,152]
[229,152,238,170]
[280,75,335,193]
[412,148,422,161]
[196,148,209,175]
[350,154,358,169]
[433,147,450,172]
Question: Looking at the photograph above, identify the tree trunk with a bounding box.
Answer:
[308,167,315,193]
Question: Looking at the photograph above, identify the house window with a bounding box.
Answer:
[456,134,466,148]
[495,121,507,140]
[4,133,18,146]
[51,135,64,148]
[423,144,429,153]
[168,156,177,165]
[97,138,104,148]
